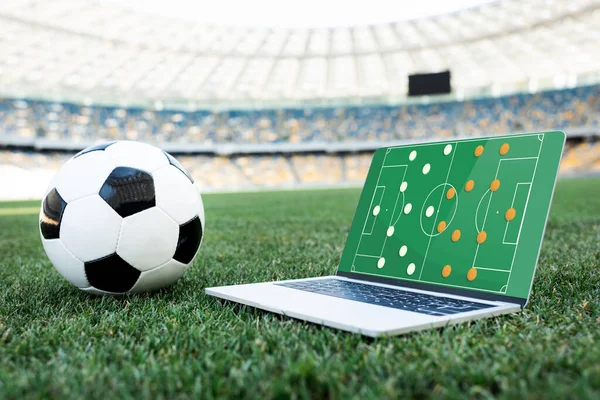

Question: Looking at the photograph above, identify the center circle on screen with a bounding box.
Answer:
[420,183,458,237]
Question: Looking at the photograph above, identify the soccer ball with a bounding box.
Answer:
[39,141,204,295]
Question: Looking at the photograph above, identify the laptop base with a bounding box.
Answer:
[205,276,520,337]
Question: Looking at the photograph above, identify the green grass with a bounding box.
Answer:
[1,178,599,399]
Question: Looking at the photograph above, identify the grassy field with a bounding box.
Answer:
[1,178,599,399]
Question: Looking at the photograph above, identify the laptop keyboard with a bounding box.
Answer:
[277,279,494,316]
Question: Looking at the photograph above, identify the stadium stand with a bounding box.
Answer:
[1,83,600,199]
[235,155,296,187]
[560,140,600,175]
[1,85,600,144]
[2,137,600,199]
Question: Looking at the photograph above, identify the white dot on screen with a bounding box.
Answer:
[399,245,408,257]
[426,206,434,217]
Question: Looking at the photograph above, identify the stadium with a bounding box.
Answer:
[1,0,599,398]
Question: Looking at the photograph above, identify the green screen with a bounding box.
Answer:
[338,131,565,299]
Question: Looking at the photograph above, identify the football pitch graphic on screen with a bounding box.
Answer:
[338,132,565,299]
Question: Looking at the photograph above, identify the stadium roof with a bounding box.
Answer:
[109,0,494,29]
[0,0,599,107]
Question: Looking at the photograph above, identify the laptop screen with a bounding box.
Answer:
[337,131,565,302]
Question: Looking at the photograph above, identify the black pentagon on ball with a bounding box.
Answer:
[99,167,155,218]
[40,188,67,240]
[84,253,141,293]
[163,150,194,183]
[173,216,203,264]
[74,141,117,158]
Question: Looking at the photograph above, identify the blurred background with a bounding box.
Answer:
[1,0,599,200]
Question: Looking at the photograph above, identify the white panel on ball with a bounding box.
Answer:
[117,207,178,271]
[60,195,123,262]
[105,141,169,172]
[41,239,89,288]
[81,286,119,296]
[128,259,187,293]
[51,151,116,202]
[154,165,202,225]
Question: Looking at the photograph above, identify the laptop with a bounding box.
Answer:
[206,131,565,337]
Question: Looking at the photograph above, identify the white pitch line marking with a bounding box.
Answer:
[502,182,531,244]
[379,166,408,256]
[506,137,544,288]
[391,195,406,226]
[420,183,458,238]
[418,142,457,280]
[474,267,511,272]
[390,167,408,227]
[363,186,385,235]
[474,189,491,233]
[384,133,545,151]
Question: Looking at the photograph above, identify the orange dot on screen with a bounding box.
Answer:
[490,179,501,192]
[442,265,452,278]
[506,208,517,221]
[467,268,477,281]
[474,145,484,157]
[446,187,456,200]
[477,231,487,244]
[451,229,461,242]
[437,221,447,233]
[465,180,475,192]
[500,143,510,155]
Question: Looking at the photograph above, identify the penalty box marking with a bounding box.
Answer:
[363,186,386,235]
[472,156,539,270]
[352,147,408,269]
[503,182,532,245]
[378,166,408,257]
